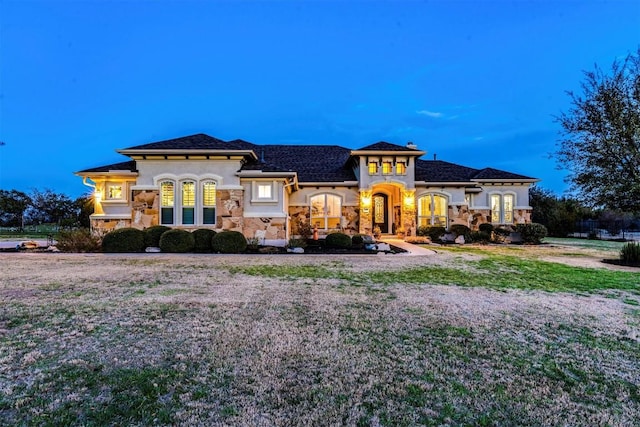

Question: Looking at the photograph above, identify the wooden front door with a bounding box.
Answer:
[372,193,389,233]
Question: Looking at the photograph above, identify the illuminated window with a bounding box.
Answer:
[382,161,393,175]
[368,162,379,175]
[491,194,514,224]
[182,181,195,225]
[258,183,272,199]
[418,194,447,227]
[160,181,175,225]
[310,194,342,230]
[396,162,406,175]
[202,181,216,225]
[106,183,123,200]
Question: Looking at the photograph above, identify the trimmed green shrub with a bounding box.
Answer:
[515,223,548,245]
[102,227,146,253]
[351,234,365,248]
[470,230,491,244]
[56,228,101,253]
[325,232,352,248]
[449,224,471,240]
[417,226,446,241]
[478,223,494,234]
[493,226,512,243]
[620,242,640,264]
[144,225,171,248]
[159,229,195,253]
[212,231,248,253]
[193,229,216,253]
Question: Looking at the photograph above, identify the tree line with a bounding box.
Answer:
[0,189,92,229]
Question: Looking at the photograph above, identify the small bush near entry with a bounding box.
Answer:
[470,230,492,244]
[351,234,365,248]
[325,232,352,248]
[493,226,513,243]
[102,228,146,253]
[515,223,548,245]
[143,225,171,248]
[478,223,494,234]
[212,231,248,253]
[193,229,216,253]
[56,229,101,252]
[159,229,195,253]
[620,242,640,265]
[417,226,446,242]
[449,224,472,242]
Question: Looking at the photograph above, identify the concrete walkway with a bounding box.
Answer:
[380,237,437,256]
[0,239,52,250]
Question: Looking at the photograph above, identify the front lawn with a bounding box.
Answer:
[0,249,638,426]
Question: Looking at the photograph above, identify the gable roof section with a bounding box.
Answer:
[76,160,137,174]
[121,133,242,150]
[355,141,420,152]
[415,159,479,182]
[471,167,535,181]
[242,145,356,182]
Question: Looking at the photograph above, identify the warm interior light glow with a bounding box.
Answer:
[403,193,415,207]
[94,190,103,201]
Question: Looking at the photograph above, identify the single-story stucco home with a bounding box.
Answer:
[76,133,538,245]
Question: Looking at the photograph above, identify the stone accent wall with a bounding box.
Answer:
[342,206,359,235]
[217,189,244,232]
[131,189,159,229]
[289,206,310,235]
[449,204,471,228]
[469,209,491,229]
[91,218,131,235]
[244,217,287,240]
[514,209,532,224]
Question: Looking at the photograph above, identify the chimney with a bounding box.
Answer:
[434,153,437,161]
[406,141,417,149]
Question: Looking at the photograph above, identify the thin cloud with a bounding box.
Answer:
[416,110,444,118]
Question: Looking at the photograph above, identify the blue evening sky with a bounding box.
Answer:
[0,0,638,198]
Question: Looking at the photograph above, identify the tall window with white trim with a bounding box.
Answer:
[202,181,216,225]
[491,194,514,224]
[182,181,195,225]
[160,181,175,225]
[418,194,447,227]
[310,194,342,230]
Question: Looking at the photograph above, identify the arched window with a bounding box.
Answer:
[160,181,175,225]
[202,181,216,225]
[181,181,196,225]
[418,194,448,227]
[310,194,342,230]
[491,194,514,224]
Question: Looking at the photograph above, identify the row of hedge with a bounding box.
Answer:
[416,223,548,245]
[102,226,248,253]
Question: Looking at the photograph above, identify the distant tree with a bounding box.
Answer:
[555,48,640,212]
[0,189,31,228]
[75,193,94,228]
[26,189,78,226]
[529,186,593,237]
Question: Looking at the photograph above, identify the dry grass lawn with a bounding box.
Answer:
[0,245,639,426]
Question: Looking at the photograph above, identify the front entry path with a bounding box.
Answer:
[380,238,437,256]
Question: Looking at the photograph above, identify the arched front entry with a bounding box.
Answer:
[372,193,389,234]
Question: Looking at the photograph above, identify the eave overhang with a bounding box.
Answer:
[351,149,426,157]
[74,170,138,177]
[299,181,360,187]
[471,178,540,184]
[116,148,258,161]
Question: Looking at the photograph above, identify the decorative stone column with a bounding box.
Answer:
[359,190,373,235]
[401,189,416,236]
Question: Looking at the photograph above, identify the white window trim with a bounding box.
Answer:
[251,181,278,203]
[103,182,127,203]
[489,192,516,224]
[160,180,176,225]
[309,193,343,230]
[417,193,449,227]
